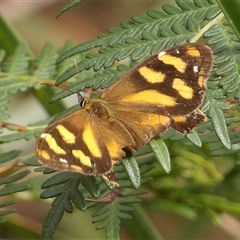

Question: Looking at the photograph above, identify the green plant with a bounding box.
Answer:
[1,0,240,239]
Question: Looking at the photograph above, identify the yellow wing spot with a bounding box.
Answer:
[139,114,170,126]
[198,71,207,88]
[106,139,123,159]
[186,47,200,57]
[139,66,165,83]
[172,116,187,123]
[198,75,203,88]
[82,123,102,158]
[121,90,176,107]
[56,125,75,144]
[173,78,193,99]
[44,134,66,155]
[72,149,92,167]
[158,53,187,73]
[70,165,84,172]
[39,150,50,160]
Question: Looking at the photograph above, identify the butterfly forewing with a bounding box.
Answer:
[102,43,213,116]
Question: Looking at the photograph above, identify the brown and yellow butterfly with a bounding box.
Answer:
[35,43,213,185]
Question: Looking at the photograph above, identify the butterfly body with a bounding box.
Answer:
[35,43,213,185]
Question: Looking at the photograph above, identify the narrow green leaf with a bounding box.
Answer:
[0,127,43,142]
[63,198,73,213]
[214,53,231,64]
[201,99,210,113]
[43,168,56,174]
[120,193,142,202]
[2,42,29,75]
[41,172,76,188]
[0,200,16,208]
[23,156,41,167]
[149,138,171,173]
[52,192,68,207]
[121,190,147,198]
[186,130,202,147]
[131,45,150,61]
[216,61,234,75]
[187,16,200,32]
[117,212,132,220]
[146,9,168,19]
[0,94,9,120]
[93,210,109,223]
[0,150,21,163]
[131,15,152,24]
[40,185,65,199]
[56,0,83,19]
[41,204,64,239]
[220,70,237,86]
[79,175,100,198]
[172,22,188,35]
[162,4,182,14]
[0,15,21,54]
[69,189,86,211]
[117,204,134,212]
[56,38,102,64]
[211,41,228,54]
[205,210,221,226]
[93,204,111,217]
[0,183,30,196]
[216,0,240,40]
[0,209,16,217]
[0,170,30,186]
[122,157,141,189]
[207,98,231,149]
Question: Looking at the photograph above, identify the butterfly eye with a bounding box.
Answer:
[80,98,86,108]
[77,92,86,107]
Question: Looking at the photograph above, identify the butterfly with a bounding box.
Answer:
[35,43,213,185]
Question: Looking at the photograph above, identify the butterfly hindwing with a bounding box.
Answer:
[36,110,125,178]
[107,109,173,150]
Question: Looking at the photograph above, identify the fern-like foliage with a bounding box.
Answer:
[1,0,240,239]
[0,150,31,223]
[39,154,152,239]
[202,17,240,150]
[55,0,221,86]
